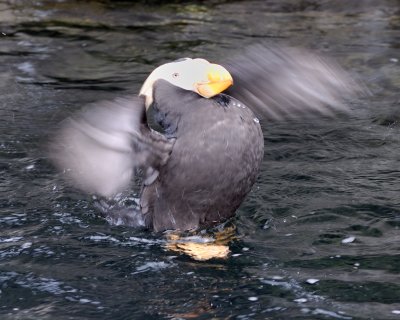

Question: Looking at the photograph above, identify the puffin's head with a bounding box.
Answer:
[139,58,233,109]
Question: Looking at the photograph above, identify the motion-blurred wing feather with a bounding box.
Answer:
[49,96,173,198]
[225,45,364,120]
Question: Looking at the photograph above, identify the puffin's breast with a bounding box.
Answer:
[146,82,264,230]
[158,94,264,224]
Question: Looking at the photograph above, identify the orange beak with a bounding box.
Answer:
[195,64,233,98]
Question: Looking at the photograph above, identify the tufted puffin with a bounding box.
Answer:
[50,45,360,231]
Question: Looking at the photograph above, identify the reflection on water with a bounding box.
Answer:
[1,0,400,319]
[165,224,236,261]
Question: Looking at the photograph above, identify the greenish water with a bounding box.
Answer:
[1,1,400,319]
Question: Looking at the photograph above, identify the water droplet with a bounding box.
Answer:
[21,242,32,249]
[79,299,91,304]
[342,236,355,244]
[253,117,260,123]
[306,278,319,284]
[248,296,258,301]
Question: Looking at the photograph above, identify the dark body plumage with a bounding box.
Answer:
[140,80,264,231]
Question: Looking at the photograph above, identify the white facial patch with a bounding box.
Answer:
[139,58,212,107]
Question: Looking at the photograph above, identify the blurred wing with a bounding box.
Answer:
[225,45,364,120]
[49,96,173,198]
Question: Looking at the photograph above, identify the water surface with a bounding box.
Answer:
[1,1,400,319]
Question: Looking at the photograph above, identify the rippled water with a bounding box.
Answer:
[1,0,400,319]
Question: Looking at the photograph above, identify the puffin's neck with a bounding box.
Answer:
[151,79,202,136]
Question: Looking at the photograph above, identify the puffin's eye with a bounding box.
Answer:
[172,73,179,78]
